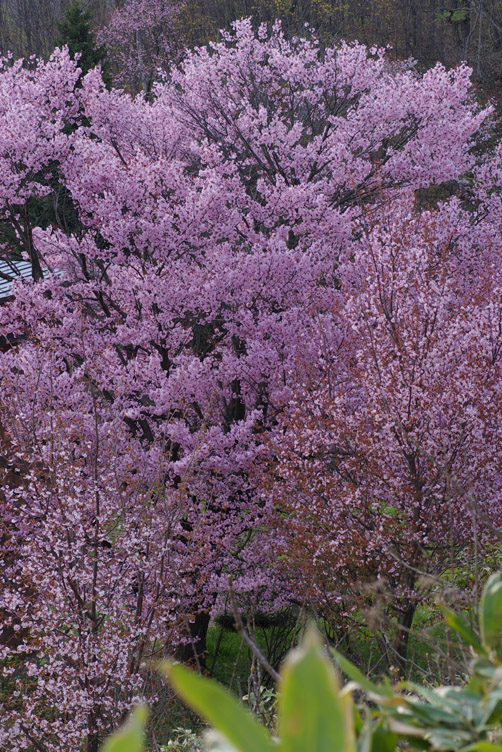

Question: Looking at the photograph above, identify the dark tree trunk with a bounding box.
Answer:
[175,611,211,669]
[86,729,99,752]
[394,600,417,674]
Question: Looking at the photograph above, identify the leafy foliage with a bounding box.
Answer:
[336,571,502,751]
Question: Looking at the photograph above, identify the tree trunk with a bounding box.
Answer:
[394,599,417,675]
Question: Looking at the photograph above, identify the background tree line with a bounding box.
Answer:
[1,0,502,89]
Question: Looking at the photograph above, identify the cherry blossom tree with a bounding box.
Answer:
[97,0,183,92]
[0,49,81,280]
[269,191,502,666]
[0,338,184,752]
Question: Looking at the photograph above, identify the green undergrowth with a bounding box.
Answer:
[206,625,273,689]
[205,600,473,696]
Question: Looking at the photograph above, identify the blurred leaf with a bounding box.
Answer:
[101,705,148,752]
[278,627,354,752]
[470,658,496,679]
[438,606,486,656]
[353,705,364,736]
[370,720,397,752]
[479,573,502,656]
[161,661,274,752]
[467,675,485,696]
[357,720,372,752]
[482,688,502,725]
[407,684,481,722]
[426,728,474,748]
[205,729,241,752]
[401,698,458,726]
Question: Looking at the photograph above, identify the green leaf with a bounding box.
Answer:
[278,627,354,752]
[482,688,502,725]
[401,698,459,726]
[425,728,474,749]
[438,605,486,656]
[353,706,364,736]
[437,687,483,724]
[479,572,502,656]
[333,651,392,698]
[467,675,485,697]
[451,8,469,22]
[470,658,496,679]
[407,683,481,721]
[205,730,241,752]
[370,720,397,752]
[101,706,148,752]
[459,744,502,752]
[357,720,372,752]
[161,661,274,752]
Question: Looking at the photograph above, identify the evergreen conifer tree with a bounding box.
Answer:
[55,2,109,80]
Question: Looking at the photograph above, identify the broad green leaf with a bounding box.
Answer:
[408,684,482,724]
[205,729,241,752]
[437,687,483,724]
[459,743,502,752]
[481,688,502,725]
[425,727,474,748]
[467,675,485,696]
[278,627,354,752]
[370,720,397,752]
[333,651,392,698]
[470,658,496,678]
[102,705,148,752]
[161,661,274,752]
[402,698,459,726]
[438,606,486,656]
[479,573,502,656]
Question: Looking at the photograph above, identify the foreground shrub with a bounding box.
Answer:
[107,571,502,751]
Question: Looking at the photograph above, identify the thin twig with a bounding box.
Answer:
[227,577,280,683]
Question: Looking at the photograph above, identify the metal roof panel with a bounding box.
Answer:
[0,259,35,299]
